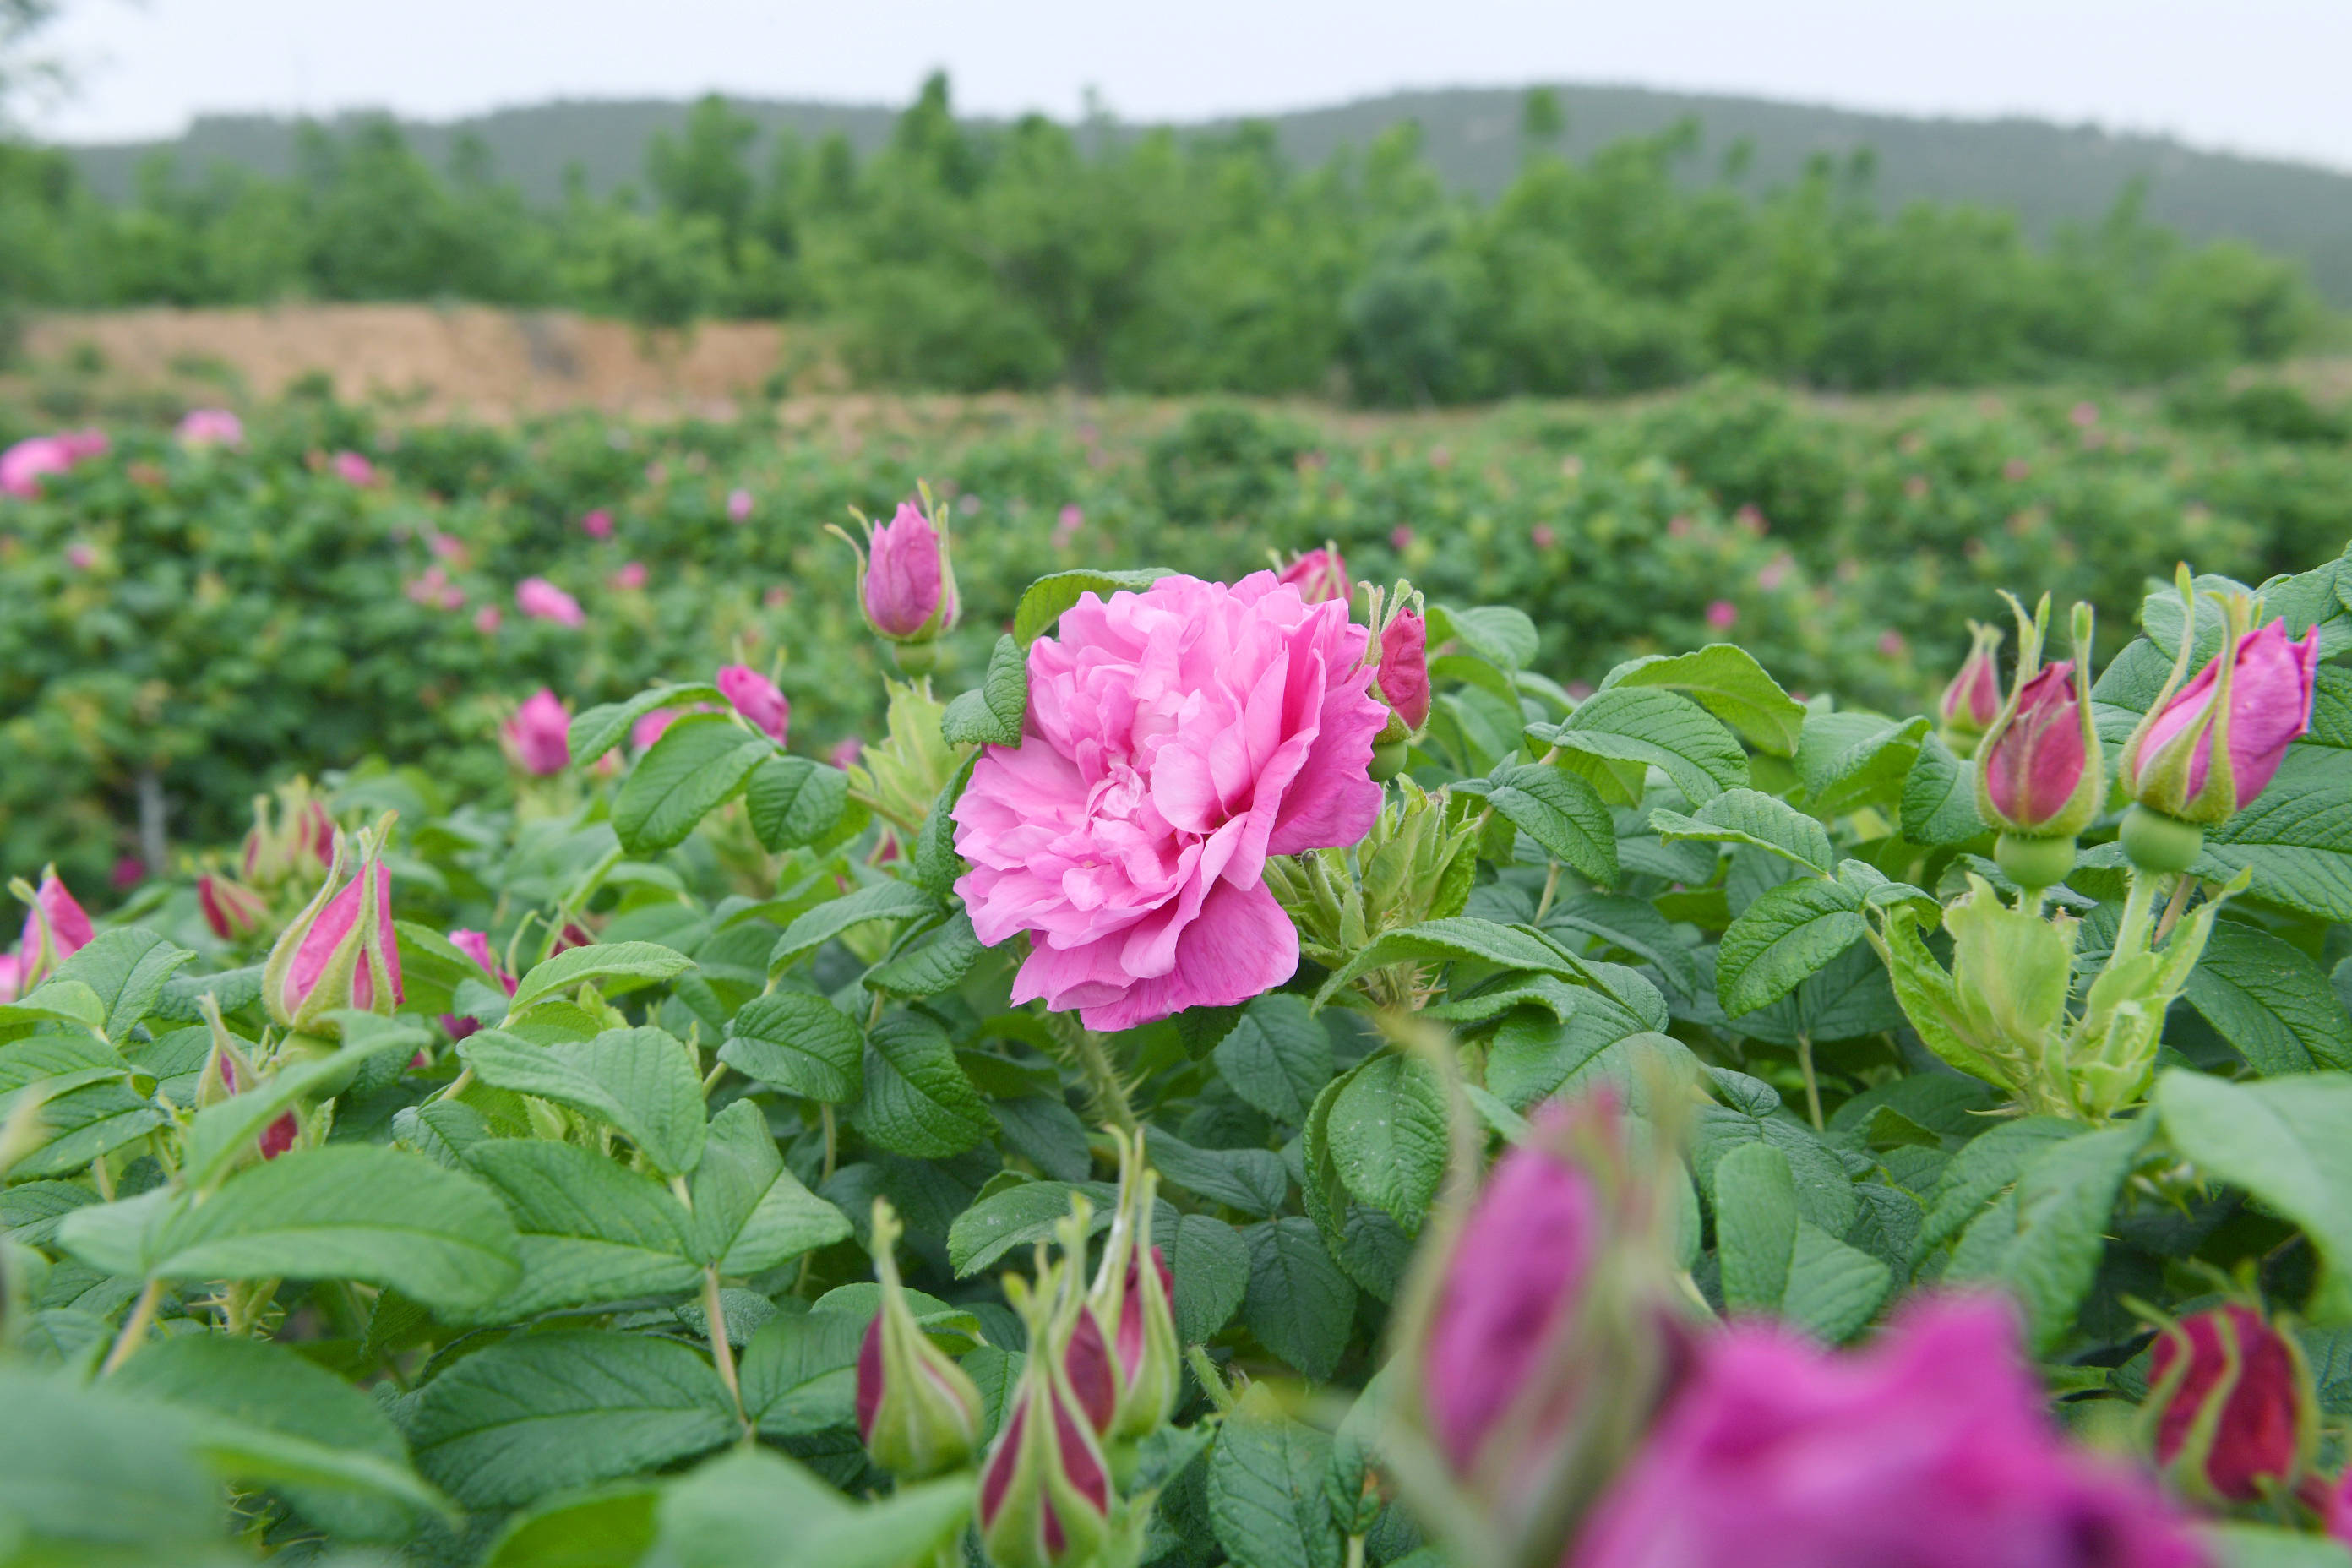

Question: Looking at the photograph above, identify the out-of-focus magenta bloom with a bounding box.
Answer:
[859,501,956,640]
[258,1112,300,1160]
[1379,606,1430,735]
[199,873,271,943]
[1980,662,2093,836]
[952,572,1387,1031]
[1531,523,1558,550]
[428,533,468,564]
[1391,525,1415,551]
[441,927,517,1041]
[716,665,789,742]
[0,952,19,1004]
[830,736,864,771]
[405,564,466,610]
[110,856,145,891]
[1568,1297,2209,1568]
[609,561,647,591]
[263,825,401,1036]
[3,432,105,498]
[2147,1303,2315,1505]
[1705,600,1738,629]
[474,605,501,634]
[16,868,94,990]
[1276,546,1349,605]
[65,542,96,570]
[177,408,244,449]
[502,688,573,776]
[515,577,585,628]
[727,487,754,523]
[2126,618,2320,819]
[633,710,678,751]
[331,450,377,487]
[580,509,613,539]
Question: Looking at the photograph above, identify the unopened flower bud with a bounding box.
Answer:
[1086,1128,1182,1443]
[1972,596,2102,890]
[13,868,92,991]
[240,780,335,890]
[716,664,790,743]
[198,872,271,944]
[2144,1303,2316,1505]
[1939,620,2004,750]
[442,928,516,1042]
[979,1265,1115,1568]
[855,1199,984,1479]
[501,688,572,776]
[2122,581,2319,833]
[1277,544,1350,605]
[1379,603,1431,738]
[261,816,402,1038]
[832,499,958,647]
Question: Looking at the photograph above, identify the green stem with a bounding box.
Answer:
[2111,866,2163,963]
[819,1102,838,1184]
[703,1266,744,1424]
[101,1277,165,1376]
[1795,1033,1824,1132]
[1048,1014,1136,1134]
[1533,861,1563,923]
[1185,1345,1239,1414]
[1345,1536,1365,1568]
[2153,874,2197,948]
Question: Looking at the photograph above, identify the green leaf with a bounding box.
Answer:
[1544,890,1700,998]
[948,1180,1118,1276]
[569,683,726,765]
[1147,1130,1289,1217]
[653,1445,850,1567]
[848,1011,997,1158]
[1213,993,1333,1124]
[614,714,775,855]
[460,1026,708,1176]
[1241,1217,1355,1381]
[6,1079,166,1178]
[1541,687,1750,805]
[688,1099,851,1272]
[867,910,986,998]
[1947,1120,2148,1353]
[0,1367,224,1556]
[1432,604,1540,669]
[1458,763,1619,886]
[1208,1386,1343,1568]
[2202,1522,2352,1568]
[1695,1070,1858,1233]
[1602,643,1806,756]
[721,991,866,1102]
[1485,1003,1696,1114]
[1715,877,1868,1016]
[485,1486,663,1568]
[138,1144,521,1315]
[1650,787,1837,874]
[1162,1207,1250,1342]
[1312,916,1581,1010]
[1794,712,1930,817]
[182,1026,424,1190]
[1014,569,1170,645]
[739,1307,864,1439]
[1918,1117,2083,1255]
[1714,1141,1892,1343]
[1900,732,1989,847]
[744,756,851,852]
[1325,1054,1447,1237]
[2184,920,2352,1073]
[911,754,979,897]
[2156,1070,2352,1322]
[52,928,196,1040]
[770,881,943,974]
[765,1477,973,1568]
[405,1330,739,1511]
[462,1140,700,1317]
[507,940,696,1018]
[941,634,1029,747]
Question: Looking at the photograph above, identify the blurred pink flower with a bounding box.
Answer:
[177,408,244,449]
[727,487,754,523]
[332,450,378,487]
[1706,600,1739,630]
[1390,525,1415,551]
[632,710,676,751]
[2003,458,2031,482]
[474,605,502,634]
[501,688,573,776]
[110,856,146,891]
[1876,629,1907,657]
[1666,514,1693,539]
[65,542,96,570]
[516,577,585,628]
[3,433,97,498]
[610,561,647,591]
[716,664,790,742]
[830,736,864,771]
[2070,400,2100,428]
[1530,523,1558,550]
[580,509,614,540]
[427,532,469,564]
[765,585,791,610]
[1429,444,1452,469]
[1734,504,1767,535]
[1756,557,1791,591]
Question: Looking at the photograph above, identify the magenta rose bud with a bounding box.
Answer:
[855,1200,983,1479]
[716,664,790,743]
[261,819,403,1037]
[2126,615,2321,826]
[952,571,1389,1031]
[1570,1297,2210,1568]
[1979,662,2088,834]
[977,1251,1115,1568]
[198,873,271,944]
[501,688,573,776]
[1277,545,1350,605]
[863,501,956,640]
[2145,1303,2316,1505]
[15,868,95,990]
[1939,621,2004,746]
[579,508,613,539]
[514,577,585,628]
[440,927,517,1042]
[1379,605,1431,736]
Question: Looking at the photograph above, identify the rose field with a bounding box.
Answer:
[2,373,2352,1568]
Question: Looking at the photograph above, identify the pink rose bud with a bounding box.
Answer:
[632,709,678,751]
[441,927,517,1041]
[198,872,271,943]
[261,819,402,1037]
[1277,545,1350,605]
[727,487,754,523]
[514,577,585,628]
[1086,1127,1181,1441]
[1060,1304,1119,1435]
[501,688,573,776]
[2125,614,2321,825]
[860,501,956,640]
[2145,1303,2317,1505]
[1979,662,2090,835]
[14,868,95,990]
[856,1200,983,1479]
[977,1269,1114,1568]
[580,508,614,540]
[1938,621,2003,741]
[716,664,789,742]
[829,736,864,771]
[332,450,377,487]
[177,408,244,449]
[1379,606,1431,735]
[258,1111,300,1161]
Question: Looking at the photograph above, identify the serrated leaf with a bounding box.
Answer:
[1918,1117,2083,1255]
[848,1011,996,1158]
[182,1027,422,1190]
[721,992,865,1102]
[744,756,850,852]
[1795,712,1930,817]
[940,634,1029,747]
[1650,787,1836,874]
[1602,643,1805,756]
[769,882,943,974]
[1714,1139,1800,1313]
[1324,1054,1446,1237]
[1901,732,1989,847]
[1543,890,1700,997]
[462,1140,700,1317]
[1716,877,1868,1016]
[739,1308,866,1439]
[1695,1069,1858,1233]
[1540,687,1750,805]
[460,1026,708,1176]
[52,928,196,1040]
[2184,920,2352,1073]
[1312,917,1581,1010]
[912,754,979,896]
[947,1180,1119,1276]
[1432,604,1540,670]
[0,1366,226,1555]
[2157,1070,2352,1322]
[1213,993,1333,1124]
[1241,1217,1355,1381]
[1947,1120,2148,1353]
[507,940,695,1018]
[1208,1386,1343,1568]
[1013,569,1171,645]
[689,1099,851,1272]
[614,715,774,854]
[1459,763,1618,886]
[867,911,986,999]
[1147,1130,1289,1218]
[569,683,726,765]
[1164,1207,1250,1342]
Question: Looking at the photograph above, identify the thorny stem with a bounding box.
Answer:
[1048,1013,1136,1134]
[101,1277,165,1376]
[1795,1033,1825,1132]
[2153,874,2198,947]
[1186,1345,1239,1414]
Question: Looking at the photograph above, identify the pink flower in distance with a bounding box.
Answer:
[830,736,865,771]
[177,408,244,449]
[2071,400,2100,428]
[610,561,647,591]
[57,429,108,462]
[1390,525,1415,551]
[515,577,585,628]
[1941,635,2004,733]
[66,542,96,570]
[716,665,790,742]
[1531,523,1558,550]
[1276,546,1349,605]
[441,927,518,1041]
[2004,458,2032,482]
[1,433,105,498]
[580,508,614,540]
[332,450,378,487]
[952,572,1388,1032]
[1705,600,1738,630]
[502,688,572,776]
[632,710,678,751]
[727,487,754,523]
[428,532,468,564]
[473,605,502,634]
[2130,619,2320,808]
[1569,1297,2208,1568]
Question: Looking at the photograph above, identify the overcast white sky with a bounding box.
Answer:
[26,0,2352,172]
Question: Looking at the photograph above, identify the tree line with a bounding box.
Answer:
[0,77,2329,402]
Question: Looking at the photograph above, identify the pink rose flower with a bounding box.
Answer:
[2128,618,2320,810]
[632,709,678,751]
[1705,600,1738,630]
[1390,525,1415,551]
[473,605,502,634]
[610,561,647,591]
[2,432,106,498]
[727,487,754,523]
[442,927,518,1041]
[65,542,96,570]
[515,577,585,628]
[1569,1297,2208,1568]
[716,664,790,742]
[952,572,1388,1031]
[332,450,378,487]
[580,508,614,540]
[502,688,573,776]
[428,532,469,564]
[830,736,865,771]
[177,408,244,449]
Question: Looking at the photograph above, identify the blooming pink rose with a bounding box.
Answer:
[177,408,244,449]
[716,664,790,742]
[2,434,95,498]
[502,688,573,776]
[332,450,378,487]
[1705,600,1738,630]
[580,508,614,540]
[515,577,585,628]
[952,572,1388,1031]
[1569,1297,2208,1568]
[2129,618,2320,809]
[727,487,754,523]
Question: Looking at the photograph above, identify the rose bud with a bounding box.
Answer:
[2143,1303,2317,1505]
[1277,543,1350,605]
[198,872,271,944]
[240,780,336,889]
[1937,619,2004,752]
[501,688,573,776]
[261,815,402,1038]
[1379,602,1431,737]
[715,664,790,743]
[855,1199,984,1479]
[978,1262,1115,1568]
[441,928,517,1042]
[0,954,20,1005]
[1086,1128,1181,1444]
[830,498,958,658]
[12,867,94,991]
[2122,585,2321,855]
[1971,596,2102,891]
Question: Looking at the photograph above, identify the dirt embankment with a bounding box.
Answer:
[16,304,836,421]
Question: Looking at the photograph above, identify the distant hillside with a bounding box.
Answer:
[61,82,2352,303]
